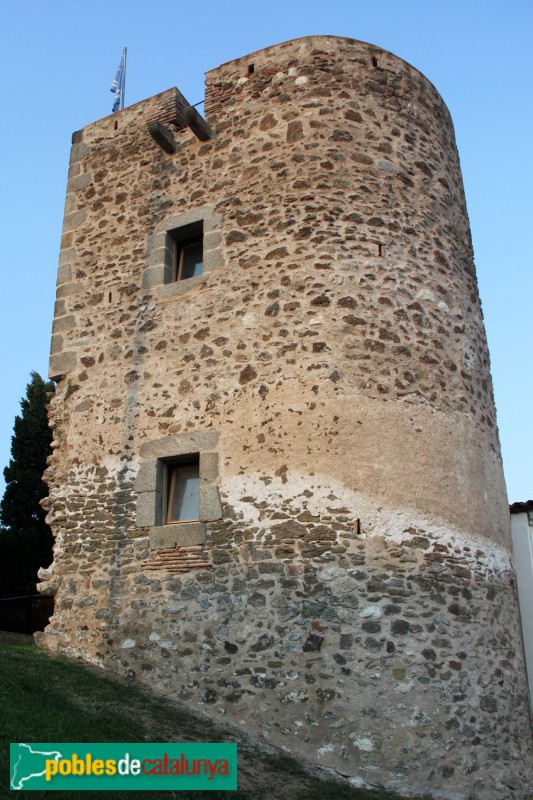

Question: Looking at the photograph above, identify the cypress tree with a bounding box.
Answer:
[0,372,55,589]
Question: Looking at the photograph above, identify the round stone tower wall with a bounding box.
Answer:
[40,37,532,799]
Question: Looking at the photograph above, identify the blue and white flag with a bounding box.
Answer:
[110,49,126,113]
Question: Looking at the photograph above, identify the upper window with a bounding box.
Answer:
[176,240,203,280]
[166,458,200,523]
[142,206,224,297]
[169,221,203,281]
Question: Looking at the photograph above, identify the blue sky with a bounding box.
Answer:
[0,0,531,503]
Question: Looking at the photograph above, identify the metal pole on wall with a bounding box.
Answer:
[122,47,127,111]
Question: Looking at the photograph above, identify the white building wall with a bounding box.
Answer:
[511,510,533,718]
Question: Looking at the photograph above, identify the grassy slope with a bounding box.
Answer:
[0,643,406,800]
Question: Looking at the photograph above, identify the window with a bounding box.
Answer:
[176,239,203,280]
[135,429,222,548]
[170,221,203,281]
[166,458,200,522]
[142,206,225,296]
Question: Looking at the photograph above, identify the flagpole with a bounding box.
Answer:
[122,47,127,111]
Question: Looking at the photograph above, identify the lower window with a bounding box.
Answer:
[135,429,222,548]
[166,458,200,523]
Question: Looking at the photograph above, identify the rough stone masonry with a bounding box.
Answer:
[38,36,533,799]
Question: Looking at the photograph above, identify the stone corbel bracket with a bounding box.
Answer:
[184,106,216,141]
[147,121,182,154]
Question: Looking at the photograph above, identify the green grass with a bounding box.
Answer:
[0,643,405,800]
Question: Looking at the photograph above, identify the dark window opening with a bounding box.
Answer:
[166,457,200,523]
[177,239,203,280]
[169,221,203,281]
[248,63,255,75]
[372,56,378,68]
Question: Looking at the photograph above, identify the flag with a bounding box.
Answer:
[110,49,126,113]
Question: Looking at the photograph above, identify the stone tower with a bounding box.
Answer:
[40,36,532,798]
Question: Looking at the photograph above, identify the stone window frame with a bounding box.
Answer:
[142,205,224,298]
[135,429,222,548]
